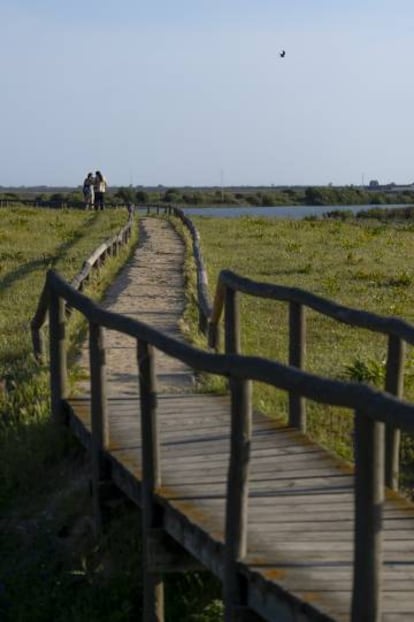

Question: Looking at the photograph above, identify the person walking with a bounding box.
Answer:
[94,170,108,210]
[82,172,95,209]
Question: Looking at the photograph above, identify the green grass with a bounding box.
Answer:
[0,207,223,622]
[0,207,136,621]
[0,206,136,505]
[189,215,414,463]
[0,207,127,365]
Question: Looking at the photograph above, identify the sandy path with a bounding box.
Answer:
[77,217,193,397]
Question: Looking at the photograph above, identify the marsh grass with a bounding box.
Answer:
[189,216,414,468]
[0,206,144,621]
[0,206,133,506]
[1,208,223,622]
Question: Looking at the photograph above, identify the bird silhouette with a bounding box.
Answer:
[280,50,286,58]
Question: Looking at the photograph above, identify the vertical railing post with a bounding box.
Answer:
[49,289,68,424]
[138,339,164,622]
[385,334,405,490]
[225,287,240,355]
[288,302,306,432]
[198,263,209,334]
[89,322,109,534]
[224,376,252,622]
[352,411,384,622]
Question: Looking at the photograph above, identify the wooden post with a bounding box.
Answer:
[352,411,384,622]
[198,267,209,334]
[288,302,306,432]
[32,323,46,363]
[385,335,405,490]
[49,290,67,424]
[138,339,164,622]
[224,377,252,622]
[225,287,240,355]
[89,322,109,534]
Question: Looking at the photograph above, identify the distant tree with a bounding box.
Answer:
[68,191,83,204]
[369,194,386,205]
[245,194,261,206]
[49,193,65,203]
[163,188,181,203]
[261,193,275,206]
[182,192,204,205]
[114,187,135,204]
[304,187,325,205]
[136,190,149,204]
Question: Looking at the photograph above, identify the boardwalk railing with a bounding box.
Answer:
[34,264,414,622]
[170,206,211,331]
[31,212,134,363]
[208,269,414,493]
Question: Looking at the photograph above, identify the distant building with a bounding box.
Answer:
[369,180,380,187]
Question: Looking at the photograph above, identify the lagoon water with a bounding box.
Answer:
[182,204,406,219]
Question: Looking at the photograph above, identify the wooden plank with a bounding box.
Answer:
[67,389,414,622]
[68,390,414,619]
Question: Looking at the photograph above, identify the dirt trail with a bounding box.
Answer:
[77,217,193,397]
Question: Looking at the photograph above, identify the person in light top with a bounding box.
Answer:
[94,170,108,210]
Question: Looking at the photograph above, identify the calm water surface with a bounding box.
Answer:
[182,204,407,219]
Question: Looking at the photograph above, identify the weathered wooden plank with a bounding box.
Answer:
[67,389,414,622]
[64,318,414,622]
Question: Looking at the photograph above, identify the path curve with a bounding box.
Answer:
[79,217,193,397]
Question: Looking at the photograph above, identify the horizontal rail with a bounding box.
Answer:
[30,213,134,361]
[171,207,212,332]
[46,268,414,431]
[208,268,414,494]
[38,255,414,621]
[210,269,414,345]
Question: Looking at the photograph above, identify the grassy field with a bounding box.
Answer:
[0,206,222,622]
[0,206,138,621]
[191,215,414,463]
[4,209,414,620]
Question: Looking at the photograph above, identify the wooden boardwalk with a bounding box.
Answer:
[63,217,414,622]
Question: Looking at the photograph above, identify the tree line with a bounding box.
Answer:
[2,185,414,208]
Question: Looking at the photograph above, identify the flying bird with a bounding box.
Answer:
[279,50,286,58]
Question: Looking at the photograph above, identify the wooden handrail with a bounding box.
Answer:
[37,265,414,622]
[171,206,212,332]
[30,213,134,361]
[208,267,414,490]
[210,269,414,345]
[44,268,414,429]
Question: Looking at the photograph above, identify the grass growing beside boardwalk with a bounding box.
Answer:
[0,207,138,620]
[0,208,223,622]
[0,206,128,366]
[0,206,133,508]
[191,215,414,464]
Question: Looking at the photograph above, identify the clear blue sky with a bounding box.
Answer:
[1,0,413,187]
